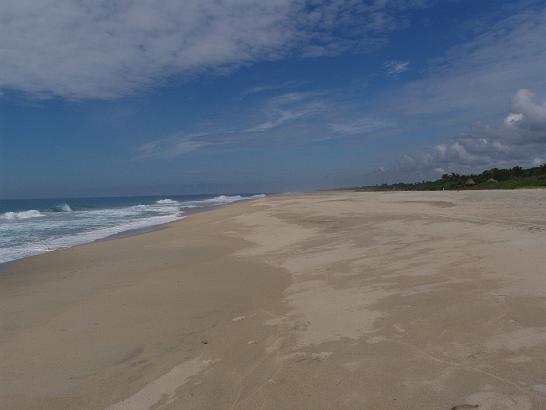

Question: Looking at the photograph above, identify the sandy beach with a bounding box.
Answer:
[2,190,546,409]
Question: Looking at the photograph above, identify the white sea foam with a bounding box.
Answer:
[204,195,245,204]
[207,194,265,203]
[1,210,45,220]
[0,213,183,264]
[156,198,179,205]
[187,194,266,207]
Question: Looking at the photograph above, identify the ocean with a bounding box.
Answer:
[0,193,265,264]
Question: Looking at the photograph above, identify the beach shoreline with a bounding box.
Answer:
[2,190,546,409]
[0,194,269,267]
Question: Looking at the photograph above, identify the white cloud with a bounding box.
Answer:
[507,88,546,131]
[0,0,432,100]
[504,113,524,127]
[384,60,409,76]
[394,88,546,173]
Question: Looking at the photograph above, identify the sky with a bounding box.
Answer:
[1,0,546,199]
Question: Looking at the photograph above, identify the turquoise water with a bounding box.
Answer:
[0,194,264,264]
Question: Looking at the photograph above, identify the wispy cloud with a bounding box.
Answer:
[245,109,314,133]
[0,0,434,100]
[395,4,546,117]
[135,87,396,159]
[243,81,304,96]
[244,91,326,132]
[330,117,393,135]
[384,60,410,76]
[136,133,213,160]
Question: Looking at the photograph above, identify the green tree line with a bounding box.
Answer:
[356,164,546,191]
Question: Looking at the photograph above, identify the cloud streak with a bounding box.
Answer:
[245,92,327,133]
[136,88,395,159]
[136,133,214,159]
[330,117,393,135]
[384,60,409,76]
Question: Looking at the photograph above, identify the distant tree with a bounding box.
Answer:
[511,166,523,177]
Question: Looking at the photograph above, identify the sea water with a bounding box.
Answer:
[0,194,264,264]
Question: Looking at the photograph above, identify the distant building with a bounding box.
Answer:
[465,178,477,186]
[487,178,498,183]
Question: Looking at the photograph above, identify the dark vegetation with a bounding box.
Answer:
[356,164,546,191]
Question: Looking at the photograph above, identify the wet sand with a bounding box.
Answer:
[2,190,546,409]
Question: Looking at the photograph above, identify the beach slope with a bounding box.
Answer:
[2,191,546,409]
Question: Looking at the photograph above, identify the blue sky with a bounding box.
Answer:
[1,0,546,198]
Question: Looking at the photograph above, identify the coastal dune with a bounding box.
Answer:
[2,191,546,409]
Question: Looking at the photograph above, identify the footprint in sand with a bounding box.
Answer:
[310,352,332,361]
[393,324,406,333]
[232,313,256,322]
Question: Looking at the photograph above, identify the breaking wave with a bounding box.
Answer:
[52,203,72,212]
[0,193,265,264]
[196,194,266,206]
[1,210,45,220]
[156,199,179,205]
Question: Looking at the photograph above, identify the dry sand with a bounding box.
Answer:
[2,190,546,409]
